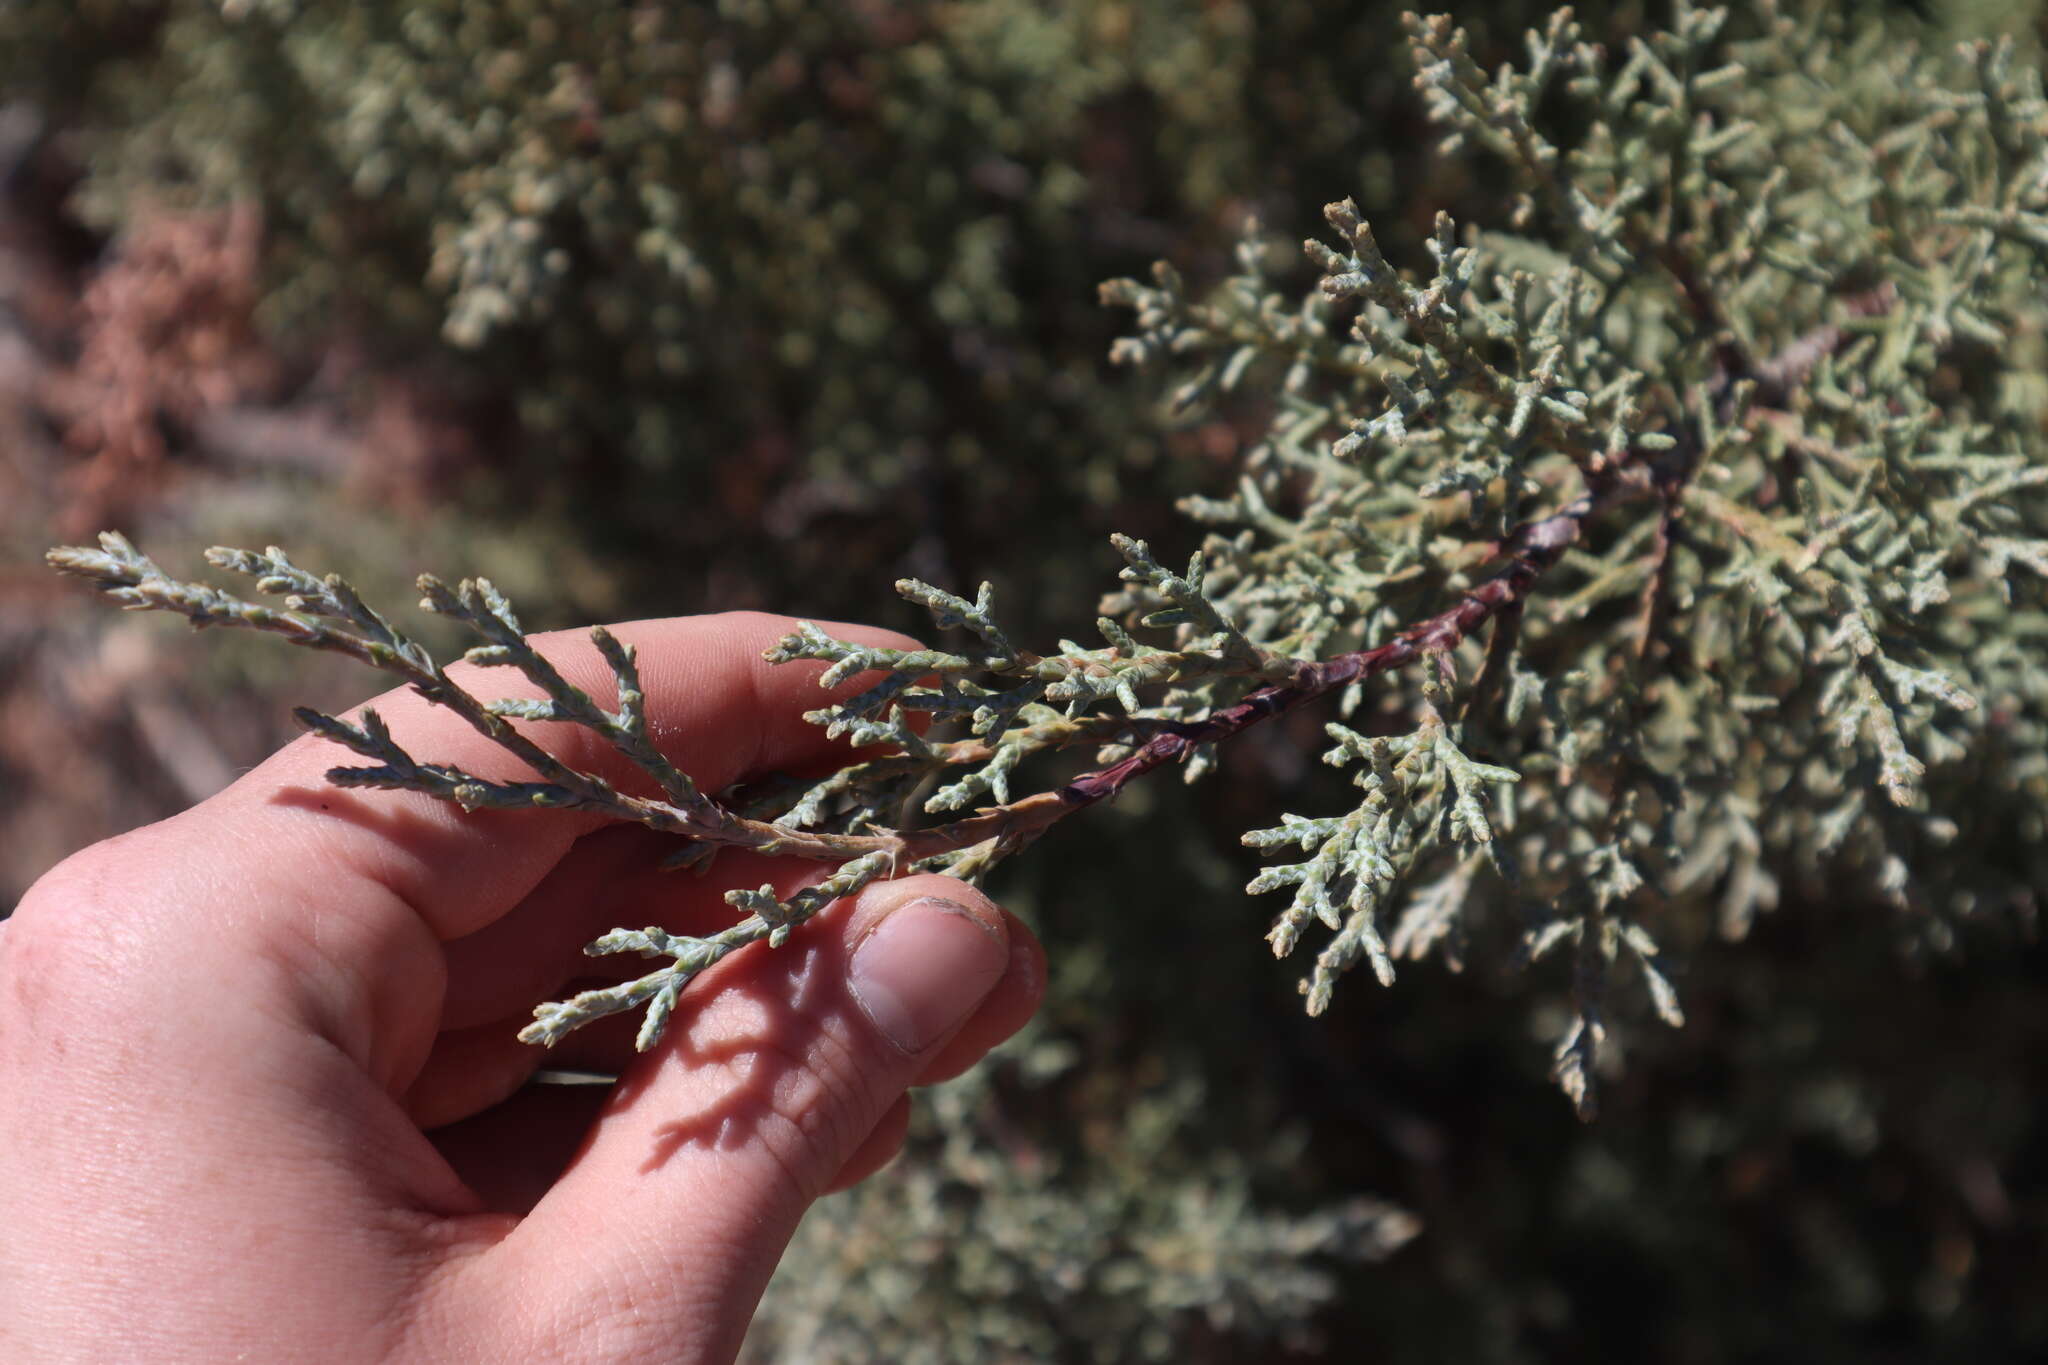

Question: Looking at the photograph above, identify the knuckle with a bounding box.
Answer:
[10,830,158,968]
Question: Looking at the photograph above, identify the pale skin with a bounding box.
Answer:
[0,612,1047,1362]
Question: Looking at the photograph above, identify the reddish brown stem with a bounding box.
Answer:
[1632,498,1680,666]
[1050,487,1599,816]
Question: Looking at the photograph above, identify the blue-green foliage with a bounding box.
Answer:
[20,2,2048,1361]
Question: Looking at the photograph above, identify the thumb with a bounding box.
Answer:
[453,874,1017,1361]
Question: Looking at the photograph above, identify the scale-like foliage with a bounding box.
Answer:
[28,7,2048,1360]
[50,2,2048,1123]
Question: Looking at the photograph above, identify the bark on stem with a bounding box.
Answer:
[1048,487,1598,817]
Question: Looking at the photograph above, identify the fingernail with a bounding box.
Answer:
[849,897,1006,1054]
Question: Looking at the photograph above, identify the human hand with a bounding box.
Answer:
[0,613,1045,1362]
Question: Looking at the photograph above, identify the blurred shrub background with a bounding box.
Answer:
[3,1,2044,1359]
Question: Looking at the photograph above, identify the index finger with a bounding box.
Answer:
[211,610,918,941]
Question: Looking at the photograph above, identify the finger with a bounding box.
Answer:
[22,612,918,1100]
[435,836,821,1033]
[912,906,1046,1086]
[448,875,1022,1362]
[404,1020,545,1131]
[412,899,1041,1133]
[213,611,920,944]
[428,1083,612,1216]
[409,842,850,1130]
[823,1094,912,1194]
